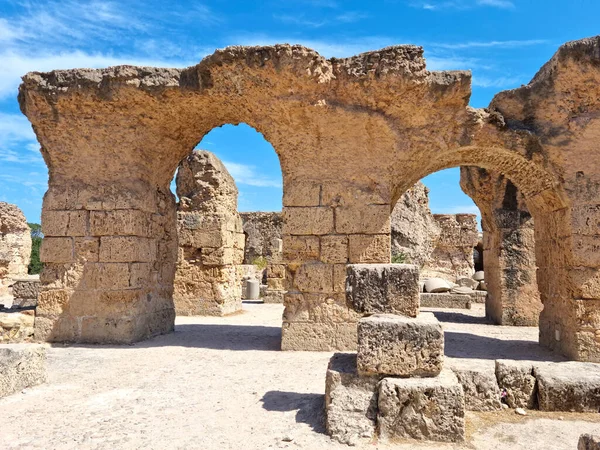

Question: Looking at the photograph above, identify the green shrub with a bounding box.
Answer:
[391,252,409,264]
[27,223,43,275]
[251,256,268,270]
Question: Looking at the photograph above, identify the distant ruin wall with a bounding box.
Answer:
[0,202,32,297]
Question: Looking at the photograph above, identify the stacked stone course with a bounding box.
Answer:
[325,263,465,445]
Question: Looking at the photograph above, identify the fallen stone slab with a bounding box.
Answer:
[450,360,502,411]
[579,434,600,450]
[495,360,536,409]
[377,369,465,443]
[420,293,471,309]
[535,362,600,412]
[357,313,443,377]
[0,344,47,398]
[325,353,381,445]
[456,277,478,289]
[346,264,419,317]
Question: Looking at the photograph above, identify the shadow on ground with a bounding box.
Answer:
[261,391,326,434]
[430,310,491,325]
[52,324,282,352]
[444,331,565,362]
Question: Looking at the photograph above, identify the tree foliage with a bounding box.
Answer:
[27,223,43,275]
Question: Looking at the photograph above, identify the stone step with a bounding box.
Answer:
[420,292,472,309]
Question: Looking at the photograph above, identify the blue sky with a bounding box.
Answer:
[1,0,599,224]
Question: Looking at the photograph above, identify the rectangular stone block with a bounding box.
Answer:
[40,237,74,263]
[283,181,320,207]
[335,204,390,235]
[495,359,536,409]
[99,237,156,263]
[320,235,348,264]
[450,360,501,411]
[11,277,40,300]
[377,369,465,443]
[90,209,151,237]
[348,234,390,263]
[535,362,600,412]
[346,264,419,317]
[74,237,100,262]
[282,235,320,262]
[357,313,444,377]
[283,207,334,235]
[292,262,333,293]
[420,293,472,309]
[325,353,380,446]
[42,210,88,237]
[0,344,47,398]
[281,321,357,351]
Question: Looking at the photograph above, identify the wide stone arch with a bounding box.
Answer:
[17,37,600,361]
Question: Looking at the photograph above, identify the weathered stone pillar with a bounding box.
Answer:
[0,203,32,297]
[36,182,177,342]
[173,150,245,316]
[461,168,541,326]
[281,181,390,351]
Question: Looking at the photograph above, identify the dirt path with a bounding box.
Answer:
[0,303,597,449]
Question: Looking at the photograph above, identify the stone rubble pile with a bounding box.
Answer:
[0,275,39,343]
[419,271,487,309]
[325,263,465,445]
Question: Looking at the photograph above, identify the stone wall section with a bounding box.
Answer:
[421,214,479,282]
[174,150,245,316]
[461,168,541,326]
[0,202,31,297]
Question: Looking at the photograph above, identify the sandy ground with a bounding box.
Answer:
[0,303,598,450]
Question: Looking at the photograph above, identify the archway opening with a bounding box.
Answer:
[169,123,286,317]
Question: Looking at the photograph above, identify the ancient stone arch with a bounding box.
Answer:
[18,37,600,361]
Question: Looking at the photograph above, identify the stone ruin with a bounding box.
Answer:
[462,167,541,326]
[240,212,285,303]
[174,150,245,316]
[17,36,600,361]
[0,202,37,343]
[0,202,31,298]
[326,263,600,445]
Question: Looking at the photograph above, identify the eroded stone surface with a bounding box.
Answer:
[174,150,245,316]
[0,202,31,297]
[579,434,600,450]
[420,293,471,309]
[11,275,40,308]
[450,360,502,411]
[357,313,444,377]
[495,359,536,409]
[535,362,600,412]
[0,310,35,342]
[324,352,380,445]
[0,344,46,398]
[377,369,465,443]
[390,182,440,267]
[346,264,419,317]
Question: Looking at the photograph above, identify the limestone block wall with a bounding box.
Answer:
[0,202,32,297]
[174,151,245,316]
[421,214,479,282]
[461,168,541,326]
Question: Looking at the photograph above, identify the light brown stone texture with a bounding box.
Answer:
[461,167,542,326]
[16,37,600,359]
[174,150,245,316]
[0,344,46,398]
[356,313,444,377]
[0,202,31,297]
[579,434,600,450]
[390,181,440,267]
[421,214,479,282]
[377,369,465,443]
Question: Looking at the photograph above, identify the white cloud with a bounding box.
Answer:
[432,204,481,215]
[472,75,523,88]
[433,39,546,50]
[222,161,282,188]
[476,0,514,9]
[0,50,189,99]
[411,0,515,10]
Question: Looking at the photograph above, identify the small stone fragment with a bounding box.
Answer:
[515,407,527,416]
